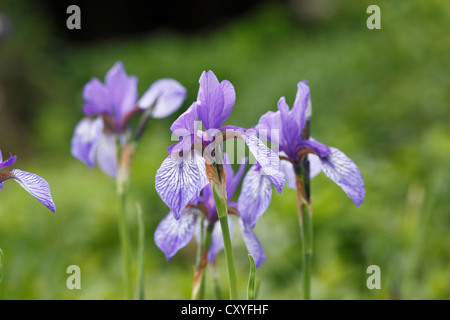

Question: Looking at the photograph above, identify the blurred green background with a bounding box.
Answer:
[0,0,449,299]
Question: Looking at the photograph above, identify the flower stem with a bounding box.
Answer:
[118,191,133,300]
[207,160,238,300]
[192,220,213,300]
[135,202,145,300]
[218,214,238,300]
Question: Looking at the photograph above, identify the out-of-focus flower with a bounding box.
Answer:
[71,61,187,178]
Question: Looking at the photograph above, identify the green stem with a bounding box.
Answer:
[118,191,133,300]
[301,202,313,300]
[135,202,145,300]
[191,220,213,300]
[218,215,238,300]
[296,171,313,300]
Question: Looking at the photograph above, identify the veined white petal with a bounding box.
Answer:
[155,151,208,219]
[154,209,196,260]
[238,165,273,228]
[319,147,365,208]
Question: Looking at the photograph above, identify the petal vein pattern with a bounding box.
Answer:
[155,152,208,219]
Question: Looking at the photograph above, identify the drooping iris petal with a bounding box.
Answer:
[71,117,104,168]
[9,169,56,213]
[308,153,322,179]
[104,61,138,128]
[82,78,110,116]
[96,133,118,178]
[300,138,330,158]
[138,78,187,118]
[154,208,196,260]
[155,151,208,219]
[239,218,266,268]
[238,165,273,228]
[281,159,297,189]
[316,146,365,208]
[242,134,284,193]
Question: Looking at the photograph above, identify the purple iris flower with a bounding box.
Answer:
[0,149,55,213]
[154,154,267,267]
[155,70,284,219]
[71,61,187,178]
[251,81,365,208]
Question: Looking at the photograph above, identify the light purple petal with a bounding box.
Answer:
[0,151,17,170]
[242,134,284,193]
[255,110,282,146]
[138,78,187,118]
[206,218,233,263]
[278,97,300,158]
[223,154,247,199]
[281,159,297,189]
[96,133,118,178]
[196,70,226,129]
[170,102,198,138]
[319,146,365,208]
[105,62,138,127]
[308,153,322,179]
[82,78,110,116]
[70,117,104,168]
[300,138,331,158]
[238,164,273,228]
[239,219,266,268]
[292,81,310,134]
[218,80,235,124]
[10,169,56,213]
[154,209,196,260]
[155,151,208,219]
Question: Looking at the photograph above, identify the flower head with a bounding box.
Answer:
[71,61,187,178]
[156,70,284,218]
[255,81,365,207]
[154,154,267,267]
[0,149,55,213]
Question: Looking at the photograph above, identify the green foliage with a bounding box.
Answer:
[0,0,449,299]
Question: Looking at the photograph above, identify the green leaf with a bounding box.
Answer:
[247,254,256,300]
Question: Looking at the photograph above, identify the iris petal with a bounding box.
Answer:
[138,78,187,118]
[154,209,196,260]
[10,169,56,213]
[318,146,365,208]
[238,164,273,228]
[70,117,104,168]
[155,151,208,219]
[239,219,266,268]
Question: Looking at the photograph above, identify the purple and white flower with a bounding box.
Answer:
[0,149,55,213]
[154,154,267,267]
[251,80,365,208]
[71,61,187,178]
[155,70,285,218]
